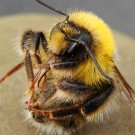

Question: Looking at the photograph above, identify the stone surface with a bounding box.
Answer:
[0,14,135,135]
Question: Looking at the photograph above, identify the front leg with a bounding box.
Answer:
[21,30,48,82]
[0,30,48,84]
[21,30,49,106]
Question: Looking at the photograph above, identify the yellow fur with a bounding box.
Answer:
[48,11,115,85]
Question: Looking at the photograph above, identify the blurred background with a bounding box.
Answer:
[0,0,135,37]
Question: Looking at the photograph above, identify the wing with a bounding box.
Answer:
[114,65,135,105]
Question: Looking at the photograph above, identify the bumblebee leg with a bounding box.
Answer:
[37,67,50,89]
[26,86,57,115]
[26,80,85,120]
[33,32,48,64]
[0,30,48,83]
[21,30,48,82]
[50,61,78,69]
[27,81,114,120]
[49,81,114,119]
[21,30,48,52]
[21,30,48,65]
[27,79,85,120]
[0,62,24,83]
[24,51,36,107]
[56,79,114,116]
[25,70,46,110]
[24,51,34,82]
[47,82,113,119]
[80,83,114,115]
[26,83,80,119]
[31,86,57,107]
[27,103,80,120]
[21,30,48,105]
[34,32,48,52]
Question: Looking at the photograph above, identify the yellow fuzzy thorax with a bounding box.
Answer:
[48,11,115,85]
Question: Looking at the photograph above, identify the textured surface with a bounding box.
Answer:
[0,14,135,135]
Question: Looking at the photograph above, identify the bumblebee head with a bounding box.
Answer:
[36,0,115,84]
[49,20,92,60]
[48,11,115,82]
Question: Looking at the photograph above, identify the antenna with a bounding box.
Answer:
[35,0,69,19]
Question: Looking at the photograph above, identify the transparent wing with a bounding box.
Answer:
[114,65,135,106]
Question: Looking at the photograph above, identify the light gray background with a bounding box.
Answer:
[0,0,135,37]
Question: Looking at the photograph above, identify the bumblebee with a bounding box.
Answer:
[0,0,135,135]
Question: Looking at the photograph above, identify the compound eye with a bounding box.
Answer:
[61,32,92,58]
[61,41,85,58]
